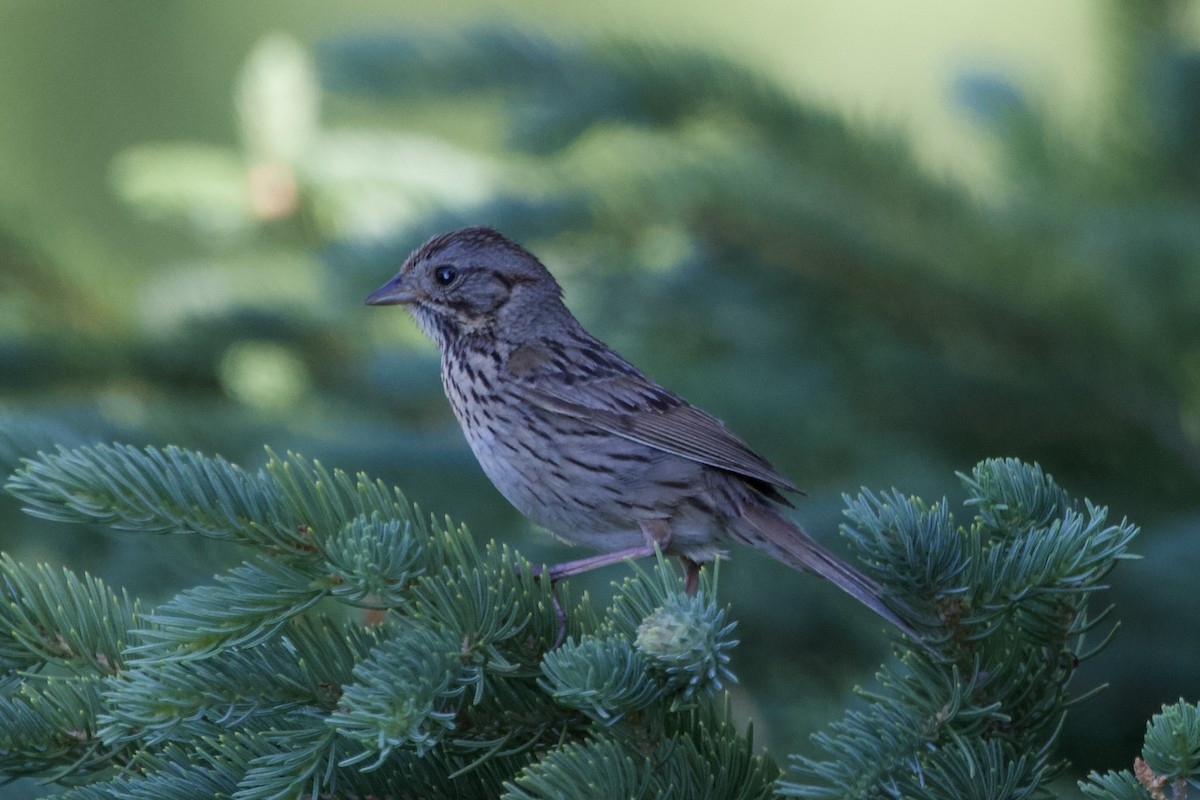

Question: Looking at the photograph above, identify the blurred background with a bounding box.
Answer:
[2,0,1199,793]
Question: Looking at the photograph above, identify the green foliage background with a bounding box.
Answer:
[2,1,1199,795]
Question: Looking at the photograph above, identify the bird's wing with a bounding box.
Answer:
[505,338,801,495]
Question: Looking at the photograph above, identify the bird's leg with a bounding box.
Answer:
[680,557,701,596]
[549,586,567,650]
[533,520,687,646]
[535,544,656,650]
[543,544,659,581]
[542,518,673,581]
[640,519,701,595]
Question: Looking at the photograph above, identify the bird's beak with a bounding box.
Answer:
[365,274,423,306]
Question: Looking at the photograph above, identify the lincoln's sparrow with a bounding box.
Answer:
[368,226,923,644]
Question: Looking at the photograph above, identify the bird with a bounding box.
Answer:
[366,226,925,645]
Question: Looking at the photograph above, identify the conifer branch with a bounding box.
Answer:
[1,446,1140,798]
[1081,699,1200,799]
[781,458,1139,797]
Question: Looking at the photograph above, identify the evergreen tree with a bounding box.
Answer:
[0,446,1142,797]
[3,1,1199,791]
[1081,699,1200,799]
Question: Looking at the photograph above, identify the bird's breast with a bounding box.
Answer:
[441,342,555,520]
[438,339,729,555]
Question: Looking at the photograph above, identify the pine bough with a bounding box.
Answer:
[0,445,1165,799]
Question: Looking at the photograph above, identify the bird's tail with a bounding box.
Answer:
[735,502,928,648]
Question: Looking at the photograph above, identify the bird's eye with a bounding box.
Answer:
[433,265,458,286]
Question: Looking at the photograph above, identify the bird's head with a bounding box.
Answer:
[366,226,565,346]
